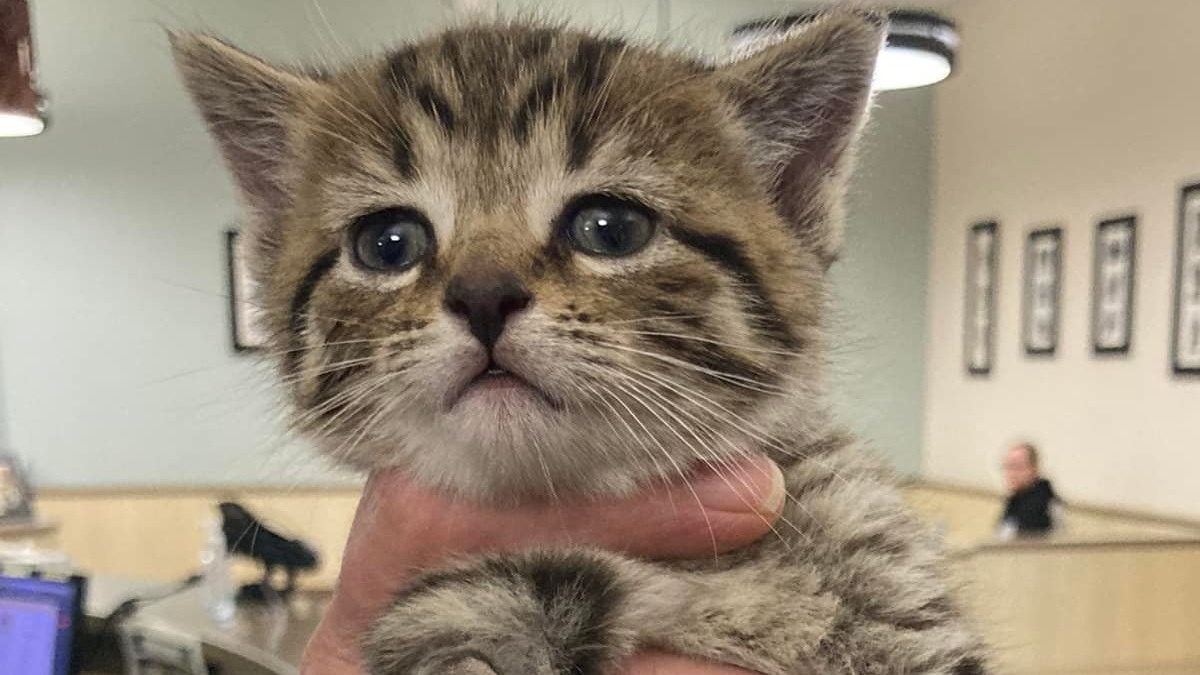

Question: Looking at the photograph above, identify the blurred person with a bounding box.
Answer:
[997,442,1063,539]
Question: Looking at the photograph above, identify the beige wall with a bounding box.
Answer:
[924,0,1200,518]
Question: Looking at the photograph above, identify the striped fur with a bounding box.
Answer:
[173,10,991,675]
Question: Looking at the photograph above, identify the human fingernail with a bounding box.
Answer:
[691,455,785,515]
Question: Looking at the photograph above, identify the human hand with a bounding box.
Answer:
[301,455,785,675]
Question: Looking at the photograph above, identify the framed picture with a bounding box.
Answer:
[1172,183,1200,375]
[0,454,33,524]
[964,221,998,375]
[1091,216,1137,355]
[226,229,268,352]
[1023,227,1063,356]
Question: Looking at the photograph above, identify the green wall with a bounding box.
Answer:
[829,88,934,476]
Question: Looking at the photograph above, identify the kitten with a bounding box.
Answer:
[172,11,989,675]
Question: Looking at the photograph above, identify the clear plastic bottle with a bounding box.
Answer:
[199,516,236,623]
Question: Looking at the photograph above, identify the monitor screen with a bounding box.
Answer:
[0,575,84,675]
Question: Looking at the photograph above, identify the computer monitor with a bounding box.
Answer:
[0,575,86,675]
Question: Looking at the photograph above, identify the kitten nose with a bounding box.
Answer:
[443,270,533,351]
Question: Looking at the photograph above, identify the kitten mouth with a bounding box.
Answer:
[453,360,561,410]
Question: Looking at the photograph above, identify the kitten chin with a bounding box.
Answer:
[334,395,751,503]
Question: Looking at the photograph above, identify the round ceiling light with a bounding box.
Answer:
[731,10,959,92]
[0,111,45,138]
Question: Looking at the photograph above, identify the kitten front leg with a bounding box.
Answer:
[363,549,641,675]
[362,548,840,675]
[363,547,989,675]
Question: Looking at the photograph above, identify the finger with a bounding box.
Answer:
[300,623,359,675]
[306,455,784,670]
[556,456,786,559]
[343,453,782,605]
[374,452,784,557]
[622,652,763,675]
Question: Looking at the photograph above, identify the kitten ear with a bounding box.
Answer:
[718,12,885,267]
[169,33,318,227]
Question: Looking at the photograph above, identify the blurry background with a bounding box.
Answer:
[1,2,1198,674]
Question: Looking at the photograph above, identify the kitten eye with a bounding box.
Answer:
[350,208,433,273]
[565,197,657,258]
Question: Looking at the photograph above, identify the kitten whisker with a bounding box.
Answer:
[599,364,801,546]
[149,276,397,332]
[330,388,397,465]
[290,364,407,437]
[578,369,719,563]
[315,372,417,463]
[608,328,809,358]
[601,312,715,325]
[530,435,562,506]
[604,359,853,526]
[274,354,379,387]
[259,335,399,359]
[612,361,796,457]
[588,338,786,394]
[573,378,678,510]
[600,367,777,557]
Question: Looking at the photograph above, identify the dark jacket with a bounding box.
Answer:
[1001,478,1060,535]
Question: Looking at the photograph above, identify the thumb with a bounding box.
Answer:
[559,455,787,559]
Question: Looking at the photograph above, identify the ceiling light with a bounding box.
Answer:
[0,111,45,137]
[1,0,48,138]
[731,10,959,92]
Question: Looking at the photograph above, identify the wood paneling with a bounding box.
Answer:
[963,544,1200,675]
[35,487,361,589]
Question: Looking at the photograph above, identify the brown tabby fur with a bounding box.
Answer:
[172,10,990,675]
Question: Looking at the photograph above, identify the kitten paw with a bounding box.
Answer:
[367,641,558,675]
[363,550,635,675]
[445,657,499,675]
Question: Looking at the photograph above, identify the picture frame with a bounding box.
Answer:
[1091,216,1137,355]
[1172,183,1200,375]
[0,454,34,524]
[226,229,268,352]
[1022,227,1063,356]
[964,221,998,376]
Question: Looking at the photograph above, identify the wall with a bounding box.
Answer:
[831,88,932,475]
[0,354,8,450]
[0,0,932,487]
[924,0,1200,518]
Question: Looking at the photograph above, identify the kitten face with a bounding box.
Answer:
[172,15,883,500]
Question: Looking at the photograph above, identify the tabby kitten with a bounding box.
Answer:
[173,10,988,675]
